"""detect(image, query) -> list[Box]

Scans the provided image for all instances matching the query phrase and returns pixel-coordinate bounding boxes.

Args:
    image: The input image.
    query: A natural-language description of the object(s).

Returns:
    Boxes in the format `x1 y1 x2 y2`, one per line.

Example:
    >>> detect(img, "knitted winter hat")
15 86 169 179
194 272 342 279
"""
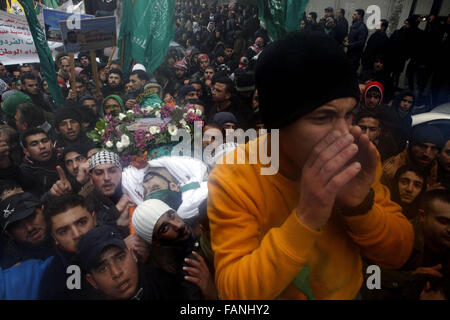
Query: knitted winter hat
89 150 122 171
255 31 359 129
54 107 82 127
1 91 32 117
410 125 444 149
132 199 173 244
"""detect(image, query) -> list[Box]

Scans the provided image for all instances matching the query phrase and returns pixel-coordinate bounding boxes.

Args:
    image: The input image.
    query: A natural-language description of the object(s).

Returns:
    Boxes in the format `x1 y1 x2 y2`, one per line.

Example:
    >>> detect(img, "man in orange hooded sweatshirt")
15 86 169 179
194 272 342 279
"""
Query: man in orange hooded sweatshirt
207 32 414 300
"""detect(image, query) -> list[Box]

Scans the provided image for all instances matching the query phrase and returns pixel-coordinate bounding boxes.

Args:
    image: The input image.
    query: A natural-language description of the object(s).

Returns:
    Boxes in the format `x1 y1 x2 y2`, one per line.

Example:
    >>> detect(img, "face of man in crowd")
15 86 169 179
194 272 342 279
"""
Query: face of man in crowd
24 133 53 162
0 64 7 77
20 66 32 75
175 68 186 79
153 210 191 245
60 58 71 78
225 48 233 58
438 140 450 172
216 55 224 64
129 74 145 92
357 117 381 144
199 58 209 71
86 246 139 300
307 14 313 23
300 20 306 30
255 37 264 48
73 81 86 99
64 151 87 178
353 11 361 22
184 90 199 101
23 78 40 95
82 99 98 114
397 171 424 204
374 60 384 72
422 199 450 251
103 98 122 115
108 73 122 88
50 206 96 252
58 119 81 142
337 9 343 18
79 56 89 67
212 82 230 102
399 95 414 112
279 97 356 175
14 111 27 134
410 143 439 168
13 70 21 79
6 206 47 246
204 68 214 80
365 89 381 109
90 164 122 197
191 83 202 97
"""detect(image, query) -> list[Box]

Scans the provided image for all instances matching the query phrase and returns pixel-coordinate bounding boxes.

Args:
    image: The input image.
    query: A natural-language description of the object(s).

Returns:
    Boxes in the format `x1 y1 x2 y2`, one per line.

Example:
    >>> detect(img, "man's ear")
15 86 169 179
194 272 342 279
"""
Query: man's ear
129 248 138 263
225 91 231 100
418 209 425 222
86 274 98 290
169 182 180 192
23 147 31 158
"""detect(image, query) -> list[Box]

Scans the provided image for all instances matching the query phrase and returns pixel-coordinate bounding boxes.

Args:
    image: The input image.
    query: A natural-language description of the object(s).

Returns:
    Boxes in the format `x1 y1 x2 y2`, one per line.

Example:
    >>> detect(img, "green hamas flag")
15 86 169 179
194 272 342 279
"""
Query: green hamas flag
43 0 59 9
119 0 175 75
257 0 309 41
20 0 64 107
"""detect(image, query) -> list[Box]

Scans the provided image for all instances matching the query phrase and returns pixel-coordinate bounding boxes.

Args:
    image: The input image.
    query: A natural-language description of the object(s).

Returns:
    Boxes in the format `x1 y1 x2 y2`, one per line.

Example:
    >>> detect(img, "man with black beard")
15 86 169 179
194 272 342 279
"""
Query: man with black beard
132 199 217 299
86 151 134 236
20 73 55 113
101 69 125 98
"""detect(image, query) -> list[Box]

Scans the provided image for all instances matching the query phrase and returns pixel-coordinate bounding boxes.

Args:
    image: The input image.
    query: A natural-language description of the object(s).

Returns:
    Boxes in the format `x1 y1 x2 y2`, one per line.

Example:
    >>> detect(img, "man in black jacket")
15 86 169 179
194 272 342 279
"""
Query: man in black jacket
19 128 59 198
345 9 368 71
362 19 389 74
20 73 55 114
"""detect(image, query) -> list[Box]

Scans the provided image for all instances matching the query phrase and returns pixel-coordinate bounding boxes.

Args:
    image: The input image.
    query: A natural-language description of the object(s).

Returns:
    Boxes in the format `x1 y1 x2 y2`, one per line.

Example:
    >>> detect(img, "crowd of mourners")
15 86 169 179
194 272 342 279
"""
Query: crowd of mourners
0 0 449 300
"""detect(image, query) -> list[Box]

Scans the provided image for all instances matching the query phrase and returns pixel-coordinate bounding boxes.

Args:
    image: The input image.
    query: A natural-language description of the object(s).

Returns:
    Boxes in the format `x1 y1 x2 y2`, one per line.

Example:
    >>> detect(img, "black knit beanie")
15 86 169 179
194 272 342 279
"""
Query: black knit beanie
410 125 444 149
54 107 82 127
255 31 360 129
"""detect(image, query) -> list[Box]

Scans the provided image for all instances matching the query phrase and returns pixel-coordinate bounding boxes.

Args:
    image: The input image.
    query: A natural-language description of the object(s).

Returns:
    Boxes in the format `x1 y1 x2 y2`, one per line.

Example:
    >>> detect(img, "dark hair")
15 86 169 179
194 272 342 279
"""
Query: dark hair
0 179 21 198
109 68 123 79
213 77 233 94
16 103 46 128
355 9 365 19
44 194 92 231
73 76 86 86
391 165 428 214
356 109 380 123
420 189 450 214
130 70 149 82
20 73 38 84
403 273 450 300
309 12 317 20
380 19 389 30
186 98 205 106
20 127 49 148
339 8 345 16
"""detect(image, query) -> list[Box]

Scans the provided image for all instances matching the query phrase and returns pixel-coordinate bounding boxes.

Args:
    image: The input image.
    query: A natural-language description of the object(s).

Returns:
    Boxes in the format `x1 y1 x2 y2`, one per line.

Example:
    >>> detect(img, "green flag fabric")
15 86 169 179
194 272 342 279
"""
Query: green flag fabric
20 0 64 107
43 0 59 9
257 0 309 41
119 0 175 75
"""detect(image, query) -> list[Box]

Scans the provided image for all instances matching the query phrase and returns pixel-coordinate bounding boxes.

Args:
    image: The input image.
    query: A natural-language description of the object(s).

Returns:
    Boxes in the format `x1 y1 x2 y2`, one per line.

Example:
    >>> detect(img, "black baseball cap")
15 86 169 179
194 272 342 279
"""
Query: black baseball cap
76 224 127 271
0 192 41 233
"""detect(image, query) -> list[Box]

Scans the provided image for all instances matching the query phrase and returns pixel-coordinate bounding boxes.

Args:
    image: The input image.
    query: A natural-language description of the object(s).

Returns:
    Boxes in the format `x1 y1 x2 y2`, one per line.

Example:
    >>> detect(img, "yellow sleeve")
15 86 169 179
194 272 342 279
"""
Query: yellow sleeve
343 160 415 269
208 166 321 300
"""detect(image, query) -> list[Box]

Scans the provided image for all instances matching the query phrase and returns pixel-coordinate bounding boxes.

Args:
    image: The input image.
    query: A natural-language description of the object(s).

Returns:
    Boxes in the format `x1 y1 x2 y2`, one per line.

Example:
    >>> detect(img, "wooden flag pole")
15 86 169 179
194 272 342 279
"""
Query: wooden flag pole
69 52 76 86
89 50 102 93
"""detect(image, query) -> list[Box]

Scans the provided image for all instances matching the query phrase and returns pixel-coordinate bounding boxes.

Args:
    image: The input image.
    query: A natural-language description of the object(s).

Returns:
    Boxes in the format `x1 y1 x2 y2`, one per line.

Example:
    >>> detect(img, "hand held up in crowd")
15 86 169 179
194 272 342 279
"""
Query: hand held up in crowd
50 165 72 197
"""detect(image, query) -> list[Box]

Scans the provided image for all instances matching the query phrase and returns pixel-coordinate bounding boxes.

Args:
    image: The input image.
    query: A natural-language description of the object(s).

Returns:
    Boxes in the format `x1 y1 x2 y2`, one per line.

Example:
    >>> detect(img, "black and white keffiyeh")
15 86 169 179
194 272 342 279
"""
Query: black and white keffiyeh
89 150 122 171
